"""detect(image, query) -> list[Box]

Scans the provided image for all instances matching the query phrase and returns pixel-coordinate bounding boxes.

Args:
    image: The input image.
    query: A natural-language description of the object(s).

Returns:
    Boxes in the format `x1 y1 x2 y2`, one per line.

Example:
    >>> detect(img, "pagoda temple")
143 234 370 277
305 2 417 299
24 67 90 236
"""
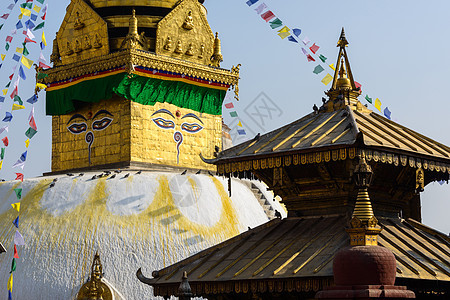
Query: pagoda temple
140 30 450 299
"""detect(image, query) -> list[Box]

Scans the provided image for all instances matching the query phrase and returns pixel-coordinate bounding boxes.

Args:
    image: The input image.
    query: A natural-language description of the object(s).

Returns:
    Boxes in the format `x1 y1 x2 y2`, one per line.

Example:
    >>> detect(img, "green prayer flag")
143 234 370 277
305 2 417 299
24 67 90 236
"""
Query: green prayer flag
230 111 238 118
36 0 45 3
270 18 283 29
25 127 37 139
37 72 48 80
10 258 16 273
14 188 22 200
5 43 9 51
21 3 32 8
313 65 325 74
5 82 10 88
33 22 45 31
14 96 23 105
23 45 29 56
365 95 372 104
319 55 327 63
0 24 3 31
1 148 4 160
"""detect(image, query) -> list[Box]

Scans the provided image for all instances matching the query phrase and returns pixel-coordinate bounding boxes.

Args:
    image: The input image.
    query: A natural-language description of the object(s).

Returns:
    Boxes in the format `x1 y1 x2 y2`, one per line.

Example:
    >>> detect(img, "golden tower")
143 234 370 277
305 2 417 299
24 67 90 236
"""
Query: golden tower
42 0 240 173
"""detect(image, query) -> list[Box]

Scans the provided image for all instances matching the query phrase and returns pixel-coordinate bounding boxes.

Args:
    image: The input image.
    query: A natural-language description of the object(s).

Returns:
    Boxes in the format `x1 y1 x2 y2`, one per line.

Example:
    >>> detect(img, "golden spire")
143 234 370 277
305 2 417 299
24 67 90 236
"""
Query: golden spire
129 9 139 37
346 153 381 246
120 9 146 50
210 32 223 67
76 252 113 300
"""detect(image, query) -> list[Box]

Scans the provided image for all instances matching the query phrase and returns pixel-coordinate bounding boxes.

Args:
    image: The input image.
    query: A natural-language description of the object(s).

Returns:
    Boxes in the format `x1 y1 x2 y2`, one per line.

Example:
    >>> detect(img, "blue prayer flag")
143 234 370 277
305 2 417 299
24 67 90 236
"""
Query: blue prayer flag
16 20 23 29
13 216 19 228
383 107 391 120
25 20 35 29
0 97 5 103
12 54 20 62
19 65 26 80
31 14 37 21
237 129 246 135
27 94 38 104
20 151 27 162
3 112 13 122
287 36 298 43
40 41 45 50
293 28 302 37
246 0 259 6
8 290 12 300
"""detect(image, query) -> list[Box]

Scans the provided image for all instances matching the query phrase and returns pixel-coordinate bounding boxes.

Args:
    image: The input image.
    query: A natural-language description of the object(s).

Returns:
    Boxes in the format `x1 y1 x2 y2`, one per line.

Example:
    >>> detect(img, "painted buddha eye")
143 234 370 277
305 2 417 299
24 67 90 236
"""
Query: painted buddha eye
67 123 87 134
92 117 113 131
181 122 203 133
152 117 175 130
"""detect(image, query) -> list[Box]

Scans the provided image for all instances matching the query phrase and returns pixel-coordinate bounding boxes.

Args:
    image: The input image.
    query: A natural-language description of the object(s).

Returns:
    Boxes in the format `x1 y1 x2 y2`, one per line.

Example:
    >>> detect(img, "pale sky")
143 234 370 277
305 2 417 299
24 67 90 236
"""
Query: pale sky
0 0 448 233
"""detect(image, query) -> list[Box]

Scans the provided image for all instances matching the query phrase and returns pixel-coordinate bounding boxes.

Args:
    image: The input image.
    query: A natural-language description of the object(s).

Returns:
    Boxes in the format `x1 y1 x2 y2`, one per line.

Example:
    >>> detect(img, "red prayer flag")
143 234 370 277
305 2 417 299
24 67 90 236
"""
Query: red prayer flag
6 36 13 43
2 137 9 147
26 0 33 2
25 37 36 44
9 74 14 81
39 61 50 69
14 245 19 258
224 103 234 109
15 173 24 182
306 55 315 62
10 86 18 100
41 13 46 20
29 116 37 131
261 11 275 22
1 14 9 20
355 81 362 92
309 43 320 54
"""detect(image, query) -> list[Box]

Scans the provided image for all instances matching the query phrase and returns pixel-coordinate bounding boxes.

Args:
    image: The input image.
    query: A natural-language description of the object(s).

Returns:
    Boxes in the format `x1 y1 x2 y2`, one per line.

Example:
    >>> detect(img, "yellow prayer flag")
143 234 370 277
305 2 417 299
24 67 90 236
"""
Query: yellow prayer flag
1 54 5 61
21 56 33 69
2 89 8 96
375 98 382 112
18 13 23 20
42 31 47 47
20 8 31 17
278 31 290 39
321 73 333 85
12 203 20 212
36 83 47 90
16 47 23 53
12 104 25 111
7 274 13 291
33 5 41 13
25 139 30 148
238 121 243 127
0 161 3 170
278 26 290 33
329 64 335 71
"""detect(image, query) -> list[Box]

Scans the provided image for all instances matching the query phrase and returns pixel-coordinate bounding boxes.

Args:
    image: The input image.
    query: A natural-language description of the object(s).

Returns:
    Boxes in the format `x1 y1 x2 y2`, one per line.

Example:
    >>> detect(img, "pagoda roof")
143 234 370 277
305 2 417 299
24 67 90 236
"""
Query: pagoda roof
141 215 450 297
213 106 450 167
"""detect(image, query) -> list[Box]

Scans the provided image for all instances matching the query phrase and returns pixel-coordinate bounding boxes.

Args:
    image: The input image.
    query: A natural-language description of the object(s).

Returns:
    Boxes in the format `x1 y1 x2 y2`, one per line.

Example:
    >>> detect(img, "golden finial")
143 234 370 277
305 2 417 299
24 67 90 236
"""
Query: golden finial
120 8 146 50
76 252 113 300
337 27 349 48
346 153 381 246
129 8 138 37
210 32 223 67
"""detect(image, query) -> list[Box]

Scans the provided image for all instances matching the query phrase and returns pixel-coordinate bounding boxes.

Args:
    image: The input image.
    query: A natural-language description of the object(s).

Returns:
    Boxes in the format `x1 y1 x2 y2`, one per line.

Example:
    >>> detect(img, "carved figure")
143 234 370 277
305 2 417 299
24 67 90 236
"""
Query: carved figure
84 35 92 50
65 41 74 55
75 39 82 53
198 44 205 58
175 41 183 54
93 34 102 48
163 36 173 51
74 11 84 30
186 43 194 56
182 11 194 30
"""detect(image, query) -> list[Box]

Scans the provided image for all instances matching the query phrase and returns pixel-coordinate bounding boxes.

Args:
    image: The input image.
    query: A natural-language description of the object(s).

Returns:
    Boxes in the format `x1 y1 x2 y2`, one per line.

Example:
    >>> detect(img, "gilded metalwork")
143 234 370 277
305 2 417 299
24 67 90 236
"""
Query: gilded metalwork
416 168 425 192
210 32 224 67
121 9 147 50
77 252 113 300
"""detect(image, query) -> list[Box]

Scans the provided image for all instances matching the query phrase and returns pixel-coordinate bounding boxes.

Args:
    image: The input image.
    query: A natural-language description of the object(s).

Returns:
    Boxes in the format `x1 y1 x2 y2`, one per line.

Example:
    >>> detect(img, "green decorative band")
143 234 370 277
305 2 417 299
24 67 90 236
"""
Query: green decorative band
46 72 227 116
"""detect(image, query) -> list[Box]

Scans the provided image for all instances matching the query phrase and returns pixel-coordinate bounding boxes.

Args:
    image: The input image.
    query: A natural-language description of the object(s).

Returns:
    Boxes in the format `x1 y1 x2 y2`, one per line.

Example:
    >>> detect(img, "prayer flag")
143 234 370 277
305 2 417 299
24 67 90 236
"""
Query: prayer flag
246 0 259 5
10 86 19 99
19 66 26 80
13 245 19 259
39 61 50 69
355 81 362 91
20 151 27 162
29 107 34 121
25 37 36 44
27 94 38 104
5 43 9 51
16 20 23 29
7 4 14 10
12 216 19 228
269 18 282 29
12 54 21 62
29 116 37 130
8 290 12 300
14 230 25 245
365 95 372 104
0 126 7 134
321 74 333 85
278 26 290 33
21 3 32 9
26 28 35 39
319 54 327 63
230 111 238 118
306 54 315 62
287 36 298 43
374 98 382 112
20 8 31 17
1 14 10 20
12 160 25 169
301 48 308 55
25 139 30 148
2 89 7 96
237 129 246 135
309 43 320 54
384 107 391 119
14 188 22 199
11 203 20 212
31 13 38 21
33 5 41 13
224 103 234 109
0 161 3 170
3 112 13 122
25 20 35 30
261 10 275 22
25 127 37 139
7 274 13 291
36 83 47 90
0 96 4 102
2 136 9 146
10 258 16 273
15 173 24 182
42 31 46 46
16 47 23 53
1 148 4 159
1 54 5 61
313 65 325 74
329 64 335 71
302 36 310 45
12 104 25 111
21 56 33 69
293 28 302 37
278 31 290 39
37 72 48 80
254 3 267 14
238 121 243 127
6 36 13 43
37 0 45 3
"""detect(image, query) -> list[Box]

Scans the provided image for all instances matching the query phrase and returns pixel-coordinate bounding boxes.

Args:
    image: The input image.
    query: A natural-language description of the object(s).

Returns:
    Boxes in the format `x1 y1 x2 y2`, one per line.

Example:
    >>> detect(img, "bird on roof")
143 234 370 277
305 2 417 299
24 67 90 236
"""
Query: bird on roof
103 171 111 175
181 170 187 175
123 173 130 178
114 170 122 173
67 173 74 176
78 173 84 177
254 133 260 141
91 175 97 180
109 174 116 179
275 210 282 219
313 104 319 113
49 182 55 188
52 178 58 182
196 170 201 174
136 171 142 175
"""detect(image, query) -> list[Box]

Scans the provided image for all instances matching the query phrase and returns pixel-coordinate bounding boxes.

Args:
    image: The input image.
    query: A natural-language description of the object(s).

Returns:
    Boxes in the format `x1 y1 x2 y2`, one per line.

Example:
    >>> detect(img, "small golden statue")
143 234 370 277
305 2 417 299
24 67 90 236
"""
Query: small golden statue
186 43 194 56
93 33 102 48
198 44 205 58
163 36 172 51
75 39 82 53
84 35 92 50
65 41 74 55
175 40 183 54
74 11 85 30
182 11 194 30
